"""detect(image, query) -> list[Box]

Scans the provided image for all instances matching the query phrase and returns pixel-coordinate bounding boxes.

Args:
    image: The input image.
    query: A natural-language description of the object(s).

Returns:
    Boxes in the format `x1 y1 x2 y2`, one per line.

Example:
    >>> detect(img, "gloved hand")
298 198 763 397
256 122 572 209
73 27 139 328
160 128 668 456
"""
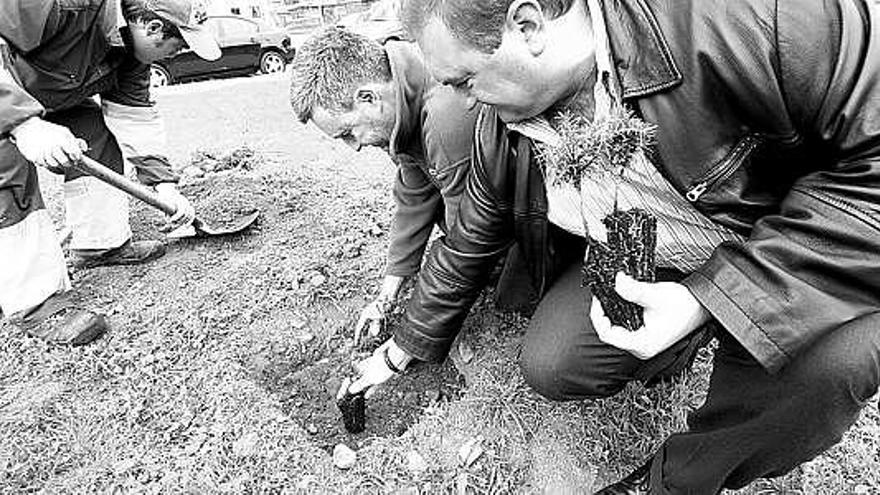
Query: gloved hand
155 183 196 232
346 338 413 397
11 117 88 172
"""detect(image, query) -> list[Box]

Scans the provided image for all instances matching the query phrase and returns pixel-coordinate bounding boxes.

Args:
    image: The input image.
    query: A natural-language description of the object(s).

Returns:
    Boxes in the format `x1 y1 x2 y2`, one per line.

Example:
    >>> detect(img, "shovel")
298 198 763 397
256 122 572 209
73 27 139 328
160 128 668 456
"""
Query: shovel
76 156 259 238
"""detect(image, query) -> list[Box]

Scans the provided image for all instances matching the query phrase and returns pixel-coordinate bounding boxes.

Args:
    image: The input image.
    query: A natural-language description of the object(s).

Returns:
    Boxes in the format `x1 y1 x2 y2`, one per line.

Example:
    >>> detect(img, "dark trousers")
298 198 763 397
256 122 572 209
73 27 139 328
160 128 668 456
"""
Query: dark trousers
0 99 123 229
520 261 880 493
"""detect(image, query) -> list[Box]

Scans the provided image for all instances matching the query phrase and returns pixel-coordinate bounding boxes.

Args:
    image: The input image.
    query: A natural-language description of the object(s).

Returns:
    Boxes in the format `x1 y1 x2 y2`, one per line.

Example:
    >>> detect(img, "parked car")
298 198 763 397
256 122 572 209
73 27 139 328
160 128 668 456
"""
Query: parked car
150 15 294 87
335 0 408 44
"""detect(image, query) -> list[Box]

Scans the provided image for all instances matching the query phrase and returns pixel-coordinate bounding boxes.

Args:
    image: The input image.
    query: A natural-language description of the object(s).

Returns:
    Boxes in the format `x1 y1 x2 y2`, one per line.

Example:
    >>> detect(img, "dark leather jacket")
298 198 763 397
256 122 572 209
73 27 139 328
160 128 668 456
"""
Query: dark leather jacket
395 0 880 373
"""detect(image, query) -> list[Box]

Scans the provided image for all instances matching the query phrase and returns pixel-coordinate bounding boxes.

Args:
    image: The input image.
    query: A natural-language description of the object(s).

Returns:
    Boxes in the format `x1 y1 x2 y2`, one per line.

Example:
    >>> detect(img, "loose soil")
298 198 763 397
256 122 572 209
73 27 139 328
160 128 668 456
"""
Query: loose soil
259 353 464 450
1 73 874 494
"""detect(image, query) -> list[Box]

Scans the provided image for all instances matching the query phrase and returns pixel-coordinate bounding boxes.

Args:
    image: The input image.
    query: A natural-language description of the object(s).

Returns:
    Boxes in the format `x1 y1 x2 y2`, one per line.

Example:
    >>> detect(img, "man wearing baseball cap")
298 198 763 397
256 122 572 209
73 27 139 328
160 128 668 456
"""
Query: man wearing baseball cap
0 0 220 345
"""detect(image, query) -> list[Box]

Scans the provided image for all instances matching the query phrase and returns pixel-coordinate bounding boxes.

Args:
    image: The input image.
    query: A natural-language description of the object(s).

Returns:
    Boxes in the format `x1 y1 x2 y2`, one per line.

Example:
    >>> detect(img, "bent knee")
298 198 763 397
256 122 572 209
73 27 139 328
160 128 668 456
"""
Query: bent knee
519 342 629 401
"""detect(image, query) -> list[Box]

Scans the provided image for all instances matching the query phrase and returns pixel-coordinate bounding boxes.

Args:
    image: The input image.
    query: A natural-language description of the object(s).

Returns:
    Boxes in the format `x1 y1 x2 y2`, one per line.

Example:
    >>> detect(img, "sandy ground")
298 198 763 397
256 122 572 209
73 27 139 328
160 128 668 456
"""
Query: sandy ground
1 71 877 494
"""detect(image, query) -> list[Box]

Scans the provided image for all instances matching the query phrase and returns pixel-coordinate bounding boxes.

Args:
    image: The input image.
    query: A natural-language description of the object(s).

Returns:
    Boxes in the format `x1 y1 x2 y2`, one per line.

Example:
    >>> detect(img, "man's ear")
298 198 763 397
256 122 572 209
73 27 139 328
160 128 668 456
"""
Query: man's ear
506 0 547 56
355 88 379 105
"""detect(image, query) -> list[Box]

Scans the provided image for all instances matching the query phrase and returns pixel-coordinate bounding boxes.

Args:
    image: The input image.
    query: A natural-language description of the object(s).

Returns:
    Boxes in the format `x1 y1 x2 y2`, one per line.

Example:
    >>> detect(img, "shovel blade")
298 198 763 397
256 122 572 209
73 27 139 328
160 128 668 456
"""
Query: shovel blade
191 210 260 237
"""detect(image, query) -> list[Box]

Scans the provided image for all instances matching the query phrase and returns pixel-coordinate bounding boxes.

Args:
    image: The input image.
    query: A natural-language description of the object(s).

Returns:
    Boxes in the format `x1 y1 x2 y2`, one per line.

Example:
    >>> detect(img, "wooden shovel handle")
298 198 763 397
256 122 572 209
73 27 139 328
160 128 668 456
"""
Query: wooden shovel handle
76 156 178 216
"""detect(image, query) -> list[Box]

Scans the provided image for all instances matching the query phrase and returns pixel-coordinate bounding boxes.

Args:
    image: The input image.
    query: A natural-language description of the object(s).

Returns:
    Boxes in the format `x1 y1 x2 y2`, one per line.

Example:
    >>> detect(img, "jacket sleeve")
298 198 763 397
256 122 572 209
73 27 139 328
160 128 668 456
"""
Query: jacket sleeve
386 155 443 277
683 0 880 373
0 2 50 136
394 108 515 362
0 40 43 136
101 59 179 185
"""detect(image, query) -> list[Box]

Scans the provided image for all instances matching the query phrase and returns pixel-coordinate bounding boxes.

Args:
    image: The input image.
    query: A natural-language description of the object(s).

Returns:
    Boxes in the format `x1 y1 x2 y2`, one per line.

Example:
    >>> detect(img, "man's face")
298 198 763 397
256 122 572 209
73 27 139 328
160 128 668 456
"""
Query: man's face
419 16 558 123
310 88 397 152
129 19 187 64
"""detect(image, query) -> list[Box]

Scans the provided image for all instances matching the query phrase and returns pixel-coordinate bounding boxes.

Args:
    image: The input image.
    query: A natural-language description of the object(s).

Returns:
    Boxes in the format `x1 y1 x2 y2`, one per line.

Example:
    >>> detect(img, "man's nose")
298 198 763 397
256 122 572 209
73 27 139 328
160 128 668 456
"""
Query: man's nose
342 136 361 152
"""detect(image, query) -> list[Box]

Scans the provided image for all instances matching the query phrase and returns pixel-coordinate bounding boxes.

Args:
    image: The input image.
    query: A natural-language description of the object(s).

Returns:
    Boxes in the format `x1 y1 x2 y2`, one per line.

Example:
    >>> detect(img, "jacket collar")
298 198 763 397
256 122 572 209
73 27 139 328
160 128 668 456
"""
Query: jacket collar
384 41 429 159
599 0 682 98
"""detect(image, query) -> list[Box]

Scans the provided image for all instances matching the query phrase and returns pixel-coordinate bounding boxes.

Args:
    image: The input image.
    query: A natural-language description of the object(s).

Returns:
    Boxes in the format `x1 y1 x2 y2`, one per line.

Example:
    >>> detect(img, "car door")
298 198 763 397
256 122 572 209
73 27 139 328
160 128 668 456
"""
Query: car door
214 17 262 72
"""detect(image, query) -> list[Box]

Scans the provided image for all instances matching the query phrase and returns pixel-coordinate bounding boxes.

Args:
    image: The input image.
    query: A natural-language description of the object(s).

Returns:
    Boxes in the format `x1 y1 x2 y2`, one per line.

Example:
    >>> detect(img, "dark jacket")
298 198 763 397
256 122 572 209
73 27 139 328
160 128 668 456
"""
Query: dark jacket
384 41 478 277
0 0 178 185
395 0 880 373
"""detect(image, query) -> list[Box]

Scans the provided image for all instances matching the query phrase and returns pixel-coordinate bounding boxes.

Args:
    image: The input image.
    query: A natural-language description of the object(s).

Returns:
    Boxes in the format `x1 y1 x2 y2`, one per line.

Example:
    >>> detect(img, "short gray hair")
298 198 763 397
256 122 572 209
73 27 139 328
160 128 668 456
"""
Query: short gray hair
289 27 392 122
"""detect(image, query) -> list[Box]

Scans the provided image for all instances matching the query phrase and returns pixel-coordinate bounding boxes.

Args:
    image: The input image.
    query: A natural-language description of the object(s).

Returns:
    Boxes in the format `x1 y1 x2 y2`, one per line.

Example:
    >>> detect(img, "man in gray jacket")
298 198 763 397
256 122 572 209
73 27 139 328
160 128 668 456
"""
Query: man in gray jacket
290 27 479 342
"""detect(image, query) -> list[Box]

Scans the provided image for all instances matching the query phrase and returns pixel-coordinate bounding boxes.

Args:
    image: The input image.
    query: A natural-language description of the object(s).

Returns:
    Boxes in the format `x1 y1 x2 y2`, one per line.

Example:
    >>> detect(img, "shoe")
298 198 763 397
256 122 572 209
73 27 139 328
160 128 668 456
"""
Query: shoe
594 459 652 494
70 239 165 269
12 293 107 345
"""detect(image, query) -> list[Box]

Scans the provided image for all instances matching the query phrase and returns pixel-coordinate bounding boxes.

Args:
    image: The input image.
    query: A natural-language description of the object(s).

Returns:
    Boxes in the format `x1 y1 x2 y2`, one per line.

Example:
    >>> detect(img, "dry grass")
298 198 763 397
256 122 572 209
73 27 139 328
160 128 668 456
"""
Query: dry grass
1 75 877 494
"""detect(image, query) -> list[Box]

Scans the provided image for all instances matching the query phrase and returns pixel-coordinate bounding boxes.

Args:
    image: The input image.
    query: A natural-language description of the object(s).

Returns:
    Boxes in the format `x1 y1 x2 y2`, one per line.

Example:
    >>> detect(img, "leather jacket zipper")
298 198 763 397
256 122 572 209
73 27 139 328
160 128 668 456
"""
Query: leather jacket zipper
686 134 762 202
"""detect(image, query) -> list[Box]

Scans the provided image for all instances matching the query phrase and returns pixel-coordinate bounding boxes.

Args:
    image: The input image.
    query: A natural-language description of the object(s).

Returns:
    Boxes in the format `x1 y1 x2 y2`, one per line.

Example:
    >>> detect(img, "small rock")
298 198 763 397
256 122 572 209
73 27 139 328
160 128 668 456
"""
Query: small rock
456 472 469 495
332 444 357 469
309 273 327 286
290 315 308 330
458 341 475 364
854 485 871 494
369 223 383 237
306 424 318 434
393 485 420 495
294 331 315 343
113 458 138 473
182 166 205 179
424 389 441 404
406 451 428 474
232 432 259 457
458 436 485 467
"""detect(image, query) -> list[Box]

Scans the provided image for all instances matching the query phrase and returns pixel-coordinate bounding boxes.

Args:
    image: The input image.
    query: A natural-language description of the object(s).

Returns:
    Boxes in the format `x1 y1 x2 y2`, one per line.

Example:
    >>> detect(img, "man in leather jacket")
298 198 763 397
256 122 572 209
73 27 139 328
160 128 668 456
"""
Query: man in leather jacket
348 0 880 493
290 27 478 343
0 0 219 345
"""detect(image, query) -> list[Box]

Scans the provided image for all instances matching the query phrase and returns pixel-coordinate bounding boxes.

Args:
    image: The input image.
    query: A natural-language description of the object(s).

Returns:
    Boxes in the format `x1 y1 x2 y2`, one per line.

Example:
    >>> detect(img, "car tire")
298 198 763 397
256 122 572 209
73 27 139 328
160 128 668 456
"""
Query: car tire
150 64 172 88
259 50 286 74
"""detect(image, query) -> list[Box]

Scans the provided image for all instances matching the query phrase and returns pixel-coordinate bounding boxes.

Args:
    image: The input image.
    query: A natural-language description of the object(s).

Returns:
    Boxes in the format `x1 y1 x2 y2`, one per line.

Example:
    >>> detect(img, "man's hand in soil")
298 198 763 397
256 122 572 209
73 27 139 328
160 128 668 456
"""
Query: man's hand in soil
591 273 711 360
11 117 88 172
354 275 404 345
155 183 196 232
348 338 413 396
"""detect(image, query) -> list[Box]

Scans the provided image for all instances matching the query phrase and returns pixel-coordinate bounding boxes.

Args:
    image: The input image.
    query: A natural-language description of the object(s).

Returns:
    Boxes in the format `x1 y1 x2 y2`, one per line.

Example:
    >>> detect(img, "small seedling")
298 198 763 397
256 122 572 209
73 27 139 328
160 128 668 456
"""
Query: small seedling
583 208 657 331
336 378 366 433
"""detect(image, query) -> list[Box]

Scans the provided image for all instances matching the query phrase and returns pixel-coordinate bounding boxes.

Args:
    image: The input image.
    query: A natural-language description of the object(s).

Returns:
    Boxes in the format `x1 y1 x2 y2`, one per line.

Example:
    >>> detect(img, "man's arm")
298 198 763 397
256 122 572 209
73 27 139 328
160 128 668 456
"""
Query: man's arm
385 155 444 277
682 0 880 373
100 59 193 228
100 59 180 186
394 107 516 362
1 25 87 170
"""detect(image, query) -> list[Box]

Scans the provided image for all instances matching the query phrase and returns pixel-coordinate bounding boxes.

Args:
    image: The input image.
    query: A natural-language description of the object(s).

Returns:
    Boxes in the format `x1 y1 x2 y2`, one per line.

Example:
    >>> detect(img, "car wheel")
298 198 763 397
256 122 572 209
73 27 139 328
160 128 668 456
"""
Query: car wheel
150 64 172 88
260 51 286 74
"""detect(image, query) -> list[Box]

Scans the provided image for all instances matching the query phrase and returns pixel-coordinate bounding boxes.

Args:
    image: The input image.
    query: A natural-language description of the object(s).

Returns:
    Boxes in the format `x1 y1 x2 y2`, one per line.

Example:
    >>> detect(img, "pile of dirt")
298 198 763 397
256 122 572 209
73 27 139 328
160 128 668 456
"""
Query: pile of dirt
180 177 262 231
191 146 264 173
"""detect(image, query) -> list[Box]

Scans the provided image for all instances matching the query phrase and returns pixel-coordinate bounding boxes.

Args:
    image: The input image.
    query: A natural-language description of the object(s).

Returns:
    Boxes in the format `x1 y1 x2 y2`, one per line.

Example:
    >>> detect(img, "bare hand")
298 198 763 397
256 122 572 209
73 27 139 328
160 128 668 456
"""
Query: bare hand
354 296 390 345
590 273 710 360
155 183 196 231
11 117 87 171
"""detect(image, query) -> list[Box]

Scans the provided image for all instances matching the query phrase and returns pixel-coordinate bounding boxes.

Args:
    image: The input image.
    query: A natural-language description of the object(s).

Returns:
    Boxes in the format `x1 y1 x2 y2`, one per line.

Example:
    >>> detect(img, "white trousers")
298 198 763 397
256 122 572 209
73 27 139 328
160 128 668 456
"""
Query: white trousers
0 175 131 317
0 210 71 317
64 175 132 250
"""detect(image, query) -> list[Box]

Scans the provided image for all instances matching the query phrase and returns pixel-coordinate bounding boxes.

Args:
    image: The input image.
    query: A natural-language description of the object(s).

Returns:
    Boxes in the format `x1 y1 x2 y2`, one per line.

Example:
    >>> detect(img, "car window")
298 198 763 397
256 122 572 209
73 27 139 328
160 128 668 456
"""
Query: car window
220 17 259 37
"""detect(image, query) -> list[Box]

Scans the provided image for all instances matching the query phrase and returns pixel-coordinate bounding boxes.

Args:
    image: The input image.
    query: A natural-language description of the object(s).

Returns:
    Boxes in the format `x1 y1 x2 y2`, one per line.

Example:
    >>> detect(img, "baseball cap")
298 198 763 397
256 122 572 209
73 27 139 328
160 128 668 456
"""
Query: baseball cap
135 0 221 61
